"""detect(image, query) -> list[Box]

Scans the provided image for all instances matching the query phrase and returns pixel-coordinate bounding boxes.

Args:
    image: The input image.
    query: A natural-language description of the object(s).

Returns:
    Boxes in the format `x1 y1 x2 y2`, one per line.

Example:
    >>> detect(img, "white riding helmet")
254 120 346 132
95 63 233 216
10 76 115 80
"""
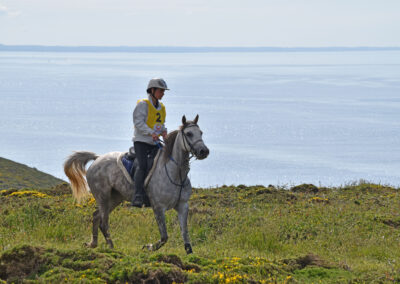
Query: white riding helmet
147 78 169 93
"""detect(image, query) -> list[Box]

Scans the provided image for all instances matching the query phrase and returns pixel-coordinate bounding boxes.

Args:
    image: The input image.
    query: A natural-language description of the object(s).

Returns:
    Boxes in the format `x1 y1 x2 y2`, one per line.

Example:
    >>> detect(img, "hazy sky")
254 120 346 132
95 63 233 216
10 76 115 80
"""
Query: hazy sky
0 0 399 46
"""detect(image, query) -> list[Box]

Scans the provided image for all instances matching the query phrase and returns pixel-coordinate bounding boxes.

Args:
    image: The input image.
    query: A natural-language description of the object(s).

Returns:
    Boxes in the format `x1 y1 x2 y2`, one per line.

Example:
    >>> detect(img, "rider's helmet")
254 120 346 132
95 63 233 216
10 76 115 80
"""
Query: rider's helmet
147 78 169 94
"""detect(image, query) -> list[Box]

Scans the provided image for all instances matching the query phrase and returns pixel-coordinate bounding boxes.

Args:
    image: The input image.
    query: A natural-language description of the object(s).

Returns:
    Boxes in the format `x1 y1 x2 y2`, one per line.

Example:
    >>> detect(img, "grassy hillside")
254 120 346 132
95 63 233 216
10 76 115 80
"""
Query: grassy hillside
0 181 399 283
0 157 65 189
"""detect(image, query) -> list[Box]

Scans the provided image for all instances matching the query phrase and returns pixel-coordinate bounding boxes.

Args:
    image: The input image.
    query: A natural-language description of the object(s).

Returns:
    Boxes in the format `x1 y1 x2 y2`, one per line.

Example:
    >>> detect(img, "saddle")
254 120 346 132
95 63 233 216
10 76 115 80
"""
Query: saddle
121 146 159 207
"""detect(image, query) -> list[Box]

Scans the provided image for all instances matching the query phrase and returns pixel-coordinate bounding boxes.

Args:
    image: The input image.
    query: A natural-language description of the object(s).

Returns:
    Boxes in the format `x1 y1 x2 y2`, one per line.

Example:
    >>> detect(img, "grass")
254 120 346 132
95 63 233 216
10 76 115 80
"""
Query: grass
0 181 400 283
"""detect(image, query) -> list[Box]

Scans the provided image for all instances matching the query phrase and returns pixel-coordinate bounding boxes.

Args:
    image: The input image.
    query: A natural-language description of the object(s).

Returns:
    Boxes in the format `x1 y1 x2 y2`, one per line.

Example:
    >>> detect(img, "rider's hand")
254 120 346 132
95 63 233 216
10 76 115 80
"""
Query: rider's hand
161 131 167 140
151 133 158 141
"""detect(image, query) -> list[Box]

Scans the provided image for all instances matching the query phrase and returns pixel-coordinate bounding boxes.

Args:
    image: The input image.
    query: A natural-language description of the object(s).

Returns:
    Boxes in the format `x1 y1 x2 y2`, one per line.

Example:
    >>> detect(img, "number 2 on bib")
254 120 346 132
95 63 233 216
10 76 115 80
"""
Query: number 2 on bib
156 112 162 122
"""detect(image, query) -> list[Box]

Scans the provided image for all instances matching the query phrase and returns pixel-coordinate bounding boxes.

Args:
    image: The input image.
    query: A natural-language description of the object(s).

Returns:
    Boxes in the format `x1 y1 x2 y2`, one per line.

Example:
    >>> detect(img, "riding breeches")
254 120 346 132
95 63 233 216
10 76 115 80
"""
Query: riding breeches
133 141 157 194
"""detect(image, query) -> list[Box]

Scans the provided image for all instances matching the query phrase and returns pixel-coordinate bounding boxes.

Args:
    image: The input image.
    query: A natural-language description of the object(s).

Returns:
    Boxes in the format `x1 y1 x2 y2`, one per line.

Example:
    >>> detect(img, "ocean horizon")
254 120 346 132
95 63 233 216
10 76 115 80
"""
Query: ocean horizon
1 44 400 53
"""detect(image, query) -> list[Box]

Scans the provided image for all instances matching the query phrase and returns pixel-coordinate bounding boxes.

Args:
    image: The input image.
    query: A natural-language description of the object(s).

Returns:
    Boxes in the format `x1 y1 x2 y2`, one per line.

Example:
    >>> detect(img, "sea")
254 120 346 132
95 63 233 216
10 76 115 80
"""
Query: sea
1 50 400 187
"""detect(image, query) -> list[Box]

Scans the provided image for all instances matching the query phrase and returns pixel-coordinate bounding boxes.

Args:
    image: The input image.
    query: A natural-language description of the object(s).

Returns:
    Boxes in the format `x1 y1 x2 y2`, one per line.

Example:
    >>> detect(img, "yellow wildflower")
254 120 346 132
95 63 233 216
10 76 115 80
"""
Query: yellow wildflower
309 196 329 203
9 190 50 198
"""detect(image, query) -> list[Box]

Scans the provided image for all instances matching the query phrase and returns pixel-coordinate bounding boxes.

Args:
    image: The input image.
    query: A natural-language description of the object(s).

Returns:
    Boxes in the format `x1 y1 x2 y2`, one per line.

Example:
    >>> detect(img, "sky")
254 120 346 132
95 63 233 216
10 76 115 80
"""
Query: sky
0 0 399 47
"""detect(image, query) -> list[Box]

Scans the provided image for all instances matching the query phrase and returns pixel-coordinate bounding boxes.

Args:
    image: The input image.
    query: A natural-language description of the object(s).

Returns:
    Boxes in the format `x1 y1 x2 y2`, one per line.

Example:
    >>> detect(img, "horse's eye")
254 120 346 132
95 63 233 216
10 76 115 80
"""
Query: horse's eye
186 132 193 137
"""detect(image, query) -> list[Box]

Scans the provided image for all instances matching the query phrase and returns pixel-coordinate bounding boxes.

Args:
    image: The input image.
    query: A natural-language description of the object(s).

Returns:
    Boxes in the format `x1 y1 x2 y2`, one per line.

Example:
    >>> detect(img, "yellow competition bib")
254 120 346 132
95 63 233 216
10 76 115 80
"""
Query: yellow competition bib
137 99 166 136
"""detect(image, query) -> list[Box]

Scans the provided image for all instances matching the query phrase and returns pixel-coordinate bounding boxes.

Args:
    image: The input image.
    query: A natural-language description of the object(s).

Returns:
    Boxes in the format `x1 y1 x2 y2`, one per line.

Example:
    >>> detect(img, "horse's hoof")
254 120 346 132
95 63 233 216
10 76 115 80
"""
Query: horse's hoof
84 242 97 248
184 243 193 254
142 244 154 251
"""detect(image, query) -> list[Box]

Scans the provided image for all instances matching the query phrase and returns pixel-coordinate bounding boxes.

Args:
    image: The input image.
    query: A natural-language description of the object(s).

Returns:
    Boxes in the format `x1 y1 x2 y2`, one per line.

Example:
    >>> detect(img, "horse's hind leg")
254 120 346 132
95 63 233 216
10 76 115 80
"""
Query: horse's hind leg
85 208 100 248
143 207 168 251
98 191 124 249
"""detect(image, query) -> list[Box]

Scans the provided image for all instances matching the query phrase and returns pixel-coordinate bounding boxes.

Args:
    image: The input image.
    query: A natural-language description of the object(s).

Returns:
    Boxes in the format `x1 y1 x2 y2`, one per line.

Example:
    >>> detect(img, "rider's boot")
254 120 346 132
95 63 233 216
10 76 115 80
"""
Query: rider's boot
132 168 145 208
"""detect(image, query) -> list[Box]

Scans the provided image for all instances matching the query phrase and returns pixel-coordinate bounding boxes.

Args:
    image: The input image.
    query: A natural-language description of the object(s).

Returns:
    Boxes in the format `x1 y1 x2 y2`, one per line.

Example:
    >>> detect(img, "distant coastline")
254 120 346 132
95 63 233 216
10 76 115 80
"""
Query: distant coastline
1 44 400 53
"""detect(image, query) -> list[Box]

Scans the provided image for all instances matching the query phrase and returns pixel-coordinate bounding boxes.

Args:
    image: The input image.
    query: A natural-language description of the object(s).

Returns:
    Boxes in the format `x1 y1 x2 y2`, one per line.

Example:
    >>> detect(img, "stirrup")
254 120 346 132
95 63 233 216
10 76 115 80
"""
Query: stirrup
131 195 144 208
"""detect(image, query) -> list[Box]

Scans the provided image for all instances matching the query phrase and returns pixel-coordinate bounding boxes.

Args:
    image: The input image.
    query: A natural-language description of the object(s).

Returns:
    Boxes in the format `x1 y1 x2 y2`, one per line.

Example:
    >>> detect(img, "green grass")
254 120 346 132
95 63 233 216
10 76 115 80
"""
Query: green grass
1 182 400 283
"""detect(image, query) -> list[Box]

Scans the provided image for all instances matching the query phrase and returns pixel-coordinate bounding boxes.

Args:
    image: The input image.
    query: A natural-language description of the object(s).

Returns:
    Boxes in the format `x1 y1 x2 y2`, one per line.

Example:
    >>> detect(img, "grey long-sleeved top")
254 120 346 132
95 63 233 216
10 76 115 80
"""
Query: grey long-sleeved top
132 95 167 145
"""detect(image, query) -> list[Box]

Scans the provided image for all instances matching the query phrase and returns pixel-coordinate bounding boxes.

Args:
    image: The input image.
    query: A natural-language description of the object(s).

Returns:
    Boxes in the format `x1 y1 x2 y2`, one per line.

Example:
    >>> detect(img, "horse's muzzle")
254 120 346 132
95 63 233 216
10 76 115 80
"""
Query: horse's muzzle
196 146 209 160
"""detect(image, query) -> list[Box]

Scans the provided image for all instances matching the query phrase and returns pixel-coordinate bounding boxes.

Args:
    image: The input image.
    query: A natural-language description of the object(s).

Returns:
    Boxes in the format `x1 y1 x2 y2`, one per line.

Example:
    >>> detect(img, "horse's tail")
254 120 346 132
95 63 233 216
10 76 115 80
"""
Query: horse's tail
64 151 99 203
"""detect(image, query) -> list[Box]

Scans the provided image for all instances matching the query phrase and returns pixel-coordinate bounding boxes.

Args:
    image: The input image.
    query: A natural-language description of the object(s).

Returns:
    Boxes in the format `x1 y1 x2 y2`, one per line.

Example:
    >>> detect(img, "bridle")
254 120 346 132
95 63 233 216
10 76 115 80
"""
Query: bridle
181 123 204 158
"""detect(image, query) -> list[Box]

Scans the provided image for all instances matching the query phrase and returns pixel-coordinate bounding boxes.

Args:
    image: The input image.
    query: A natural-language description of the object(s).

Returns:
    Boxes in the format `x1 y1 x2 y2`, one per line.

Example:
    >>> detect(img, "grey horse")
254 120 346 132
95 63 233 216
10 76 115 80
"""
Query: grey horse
64 115 209 254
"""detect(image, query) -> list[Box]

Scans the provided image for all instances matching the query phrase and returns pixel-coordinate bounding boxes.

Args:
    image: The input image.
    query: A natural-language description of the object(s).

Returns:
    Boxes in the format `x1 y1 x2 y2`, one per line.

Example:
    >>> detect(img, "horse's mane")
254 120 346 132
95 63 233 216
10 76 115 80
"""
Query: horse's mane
162 129 179 163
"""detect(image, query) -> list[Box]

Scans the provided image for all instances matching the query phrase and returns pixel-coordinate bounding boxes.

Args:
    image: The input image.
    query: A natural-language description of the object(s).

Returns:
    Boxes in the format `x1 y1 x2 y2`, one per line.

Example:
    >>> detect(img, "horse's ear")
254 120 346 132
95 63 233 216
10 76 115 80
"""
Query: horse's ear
194 114 199 124
182 115 187 125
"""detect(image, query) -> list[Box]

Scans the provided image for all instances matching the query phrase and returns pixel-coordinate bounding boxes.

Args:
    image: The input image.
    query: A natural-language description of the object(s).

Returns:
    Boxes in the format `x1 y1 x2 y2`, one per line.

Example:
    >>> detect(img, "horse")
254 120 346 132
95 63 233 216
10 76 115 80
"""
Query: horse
63 115 209 254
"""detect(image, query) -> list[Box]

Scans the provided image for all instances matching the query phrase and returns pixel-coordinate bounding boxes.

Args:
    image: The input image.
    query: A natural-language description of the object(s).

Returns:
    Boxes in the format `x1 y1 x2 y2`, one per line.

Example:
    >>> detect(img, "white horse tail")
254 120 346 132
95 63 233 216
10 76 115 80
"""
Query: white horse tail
64 151 99 203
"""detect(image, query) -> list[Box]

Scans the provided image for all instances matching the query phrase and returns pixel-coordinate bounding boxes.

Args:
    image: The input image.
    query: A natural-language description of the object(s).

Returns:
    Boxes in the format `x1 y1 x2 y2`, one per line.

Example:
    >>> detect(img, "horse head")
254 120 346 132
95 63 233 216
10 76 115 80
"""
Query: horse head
180 115 209 160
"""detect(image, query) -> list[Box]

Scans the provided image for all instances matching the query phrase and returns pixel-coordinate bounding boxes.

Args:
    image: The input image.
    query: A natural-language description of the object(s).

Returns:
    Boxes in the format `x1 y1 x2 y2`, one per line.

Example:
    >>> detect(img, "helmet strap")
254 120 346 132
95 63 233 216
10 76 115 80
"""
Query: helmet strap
150 88 159 108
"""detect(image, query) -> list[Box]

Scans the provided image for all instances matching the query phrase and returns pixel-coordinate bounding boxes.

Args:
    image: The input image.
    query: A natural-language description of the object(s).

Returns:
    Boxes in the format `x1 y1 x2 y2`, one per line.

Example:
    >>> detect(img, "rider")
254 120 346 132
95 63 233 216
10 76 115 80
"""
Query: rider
131 78 169 207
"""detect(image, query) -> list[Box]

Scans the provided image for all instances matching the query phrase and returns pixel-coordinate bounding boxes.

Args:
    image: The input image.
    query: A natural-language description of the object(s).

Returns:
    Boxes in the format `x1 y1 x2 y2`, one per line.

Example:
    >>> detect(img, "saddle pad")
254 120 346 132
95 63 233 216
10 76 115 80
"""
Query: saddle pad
117 152 134 184
122 155 134 176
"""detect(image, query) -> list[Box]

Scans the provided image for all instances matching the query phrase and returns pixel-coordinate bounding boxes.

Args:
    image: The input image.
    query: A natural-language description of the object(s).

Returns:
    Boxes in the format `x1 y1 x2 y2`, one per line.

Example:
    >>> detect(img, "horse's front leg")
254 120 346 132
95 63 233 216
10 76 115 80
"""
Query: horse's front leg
176 201 192 254
143 206 168 251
